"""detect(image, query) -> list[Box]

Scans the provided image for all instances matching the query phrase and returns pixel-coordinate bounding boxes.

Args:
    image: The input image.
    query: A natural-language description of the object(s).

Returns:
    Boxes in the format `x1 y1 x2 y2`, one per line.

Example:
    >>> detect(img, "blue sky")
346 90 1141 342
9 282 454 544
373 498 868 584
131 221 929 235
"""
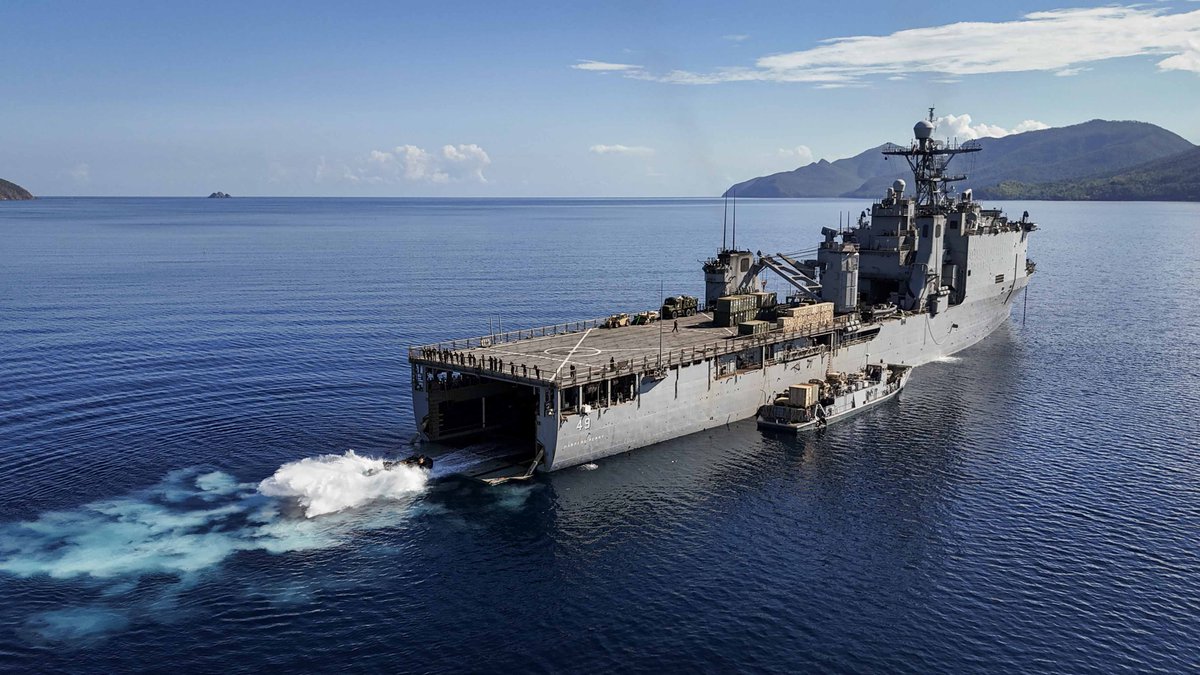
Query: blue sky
2 0 1198 196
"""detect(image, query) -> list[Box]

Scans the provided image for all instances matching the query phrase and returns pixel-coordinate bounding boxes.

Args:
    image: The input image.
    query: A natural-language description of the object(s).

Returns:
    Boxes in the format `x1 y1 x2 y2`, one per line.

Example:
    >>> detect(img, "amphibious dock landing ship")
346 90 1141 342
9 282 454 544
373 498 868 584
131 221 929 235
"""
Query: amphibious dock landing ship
408 113 1037 473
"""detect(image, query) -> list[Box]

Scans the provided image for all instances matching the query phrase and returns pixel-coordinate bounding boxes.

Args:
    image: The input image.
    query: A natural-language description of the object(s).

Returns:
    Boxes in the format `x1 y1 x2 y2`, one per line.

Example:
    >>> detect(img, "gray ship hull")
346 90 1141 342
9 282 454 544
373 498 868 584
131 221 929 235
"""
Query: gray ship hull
541 277 1025 470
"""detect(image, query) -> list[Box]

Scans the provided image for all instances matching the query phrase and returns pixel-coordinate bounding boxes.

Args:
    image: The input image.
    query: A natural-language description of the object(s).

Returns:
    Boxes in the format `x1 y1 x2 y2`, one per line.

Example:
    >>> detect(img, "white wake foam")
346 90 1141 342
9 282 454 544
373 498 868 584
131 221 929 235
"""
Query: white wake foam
0 451 536 646
0 452 429 584
258 450 429 518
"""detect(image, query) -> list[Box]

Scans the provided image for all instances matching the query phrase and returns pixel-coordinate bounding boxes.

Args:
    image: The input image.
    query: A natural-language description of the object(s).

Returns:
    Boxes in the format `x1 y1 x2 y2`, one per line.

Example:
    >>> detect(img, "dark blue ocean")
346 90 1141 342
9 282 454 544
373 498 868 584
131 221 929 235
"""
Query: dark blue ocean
1 197 1197 673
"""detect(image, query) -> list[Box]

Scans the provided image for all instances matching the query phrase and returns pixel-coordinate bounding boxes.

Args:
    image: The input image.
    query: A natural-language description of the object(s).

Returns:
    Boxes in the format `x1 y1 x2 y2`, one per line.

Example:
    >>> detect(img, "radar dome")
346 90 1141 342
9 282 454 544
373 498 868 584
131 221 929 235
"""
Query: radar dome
914 119 934 140
893 179 906 195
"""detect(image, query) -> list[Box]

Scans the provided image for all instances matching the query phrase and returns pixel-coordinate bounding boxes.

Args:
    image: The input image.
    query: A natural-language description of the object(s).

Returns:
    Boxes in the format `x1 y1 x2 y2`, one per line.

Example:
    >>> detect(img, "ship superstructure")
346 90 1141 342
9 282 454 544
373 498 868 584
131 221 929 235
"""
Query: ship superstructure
408 113 1037 474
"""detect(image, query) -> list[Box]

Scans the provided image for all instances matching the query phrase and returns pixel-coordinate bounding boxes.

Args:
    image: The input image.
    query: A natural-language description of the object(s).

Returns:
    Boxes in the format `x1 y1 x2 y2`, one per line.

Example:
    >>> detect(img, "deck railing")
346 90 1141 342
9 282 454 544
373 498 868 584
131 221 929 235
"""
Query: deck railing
407 302 730 357
409 314 853 387
410 316 609 355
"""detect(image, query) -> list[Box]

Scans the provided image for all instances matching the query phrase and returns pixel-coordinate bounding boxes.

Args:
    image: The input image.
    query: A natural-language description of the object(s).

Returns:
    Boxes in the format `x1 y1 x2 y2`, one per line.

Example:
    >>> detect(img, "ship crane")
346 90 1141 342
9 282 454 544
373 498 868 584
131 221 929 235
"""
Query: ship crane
739 251 822 301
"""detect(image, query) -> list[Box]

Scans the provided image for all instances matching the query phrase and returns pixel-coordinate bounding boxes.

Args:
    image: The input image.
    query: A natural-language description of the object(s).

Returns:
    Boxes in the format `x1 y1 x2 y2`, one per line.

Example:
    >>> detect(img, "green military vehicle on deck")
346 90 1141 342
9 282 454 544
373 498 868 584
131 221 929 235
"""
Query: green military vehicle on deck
661 295 698 319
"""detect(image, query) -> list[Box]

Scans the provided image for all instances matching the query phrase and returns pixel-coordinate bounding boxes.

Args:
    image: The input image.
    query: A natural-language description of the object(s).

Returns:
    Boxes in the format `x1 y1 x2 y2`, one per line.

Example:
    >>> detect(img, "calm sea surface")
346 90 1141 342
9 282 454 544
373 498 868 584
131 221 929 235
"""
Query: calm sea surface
1 197 1198 673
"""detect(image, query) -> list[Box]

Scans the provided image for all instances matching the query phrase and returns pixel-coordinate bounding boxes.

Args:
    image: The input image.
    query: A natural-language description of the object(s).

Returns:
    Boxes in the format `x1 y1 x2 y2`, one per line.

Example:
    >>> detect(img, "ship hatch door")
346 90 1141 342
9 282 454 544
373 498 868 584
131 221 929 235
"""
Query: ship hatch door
424 378 543 479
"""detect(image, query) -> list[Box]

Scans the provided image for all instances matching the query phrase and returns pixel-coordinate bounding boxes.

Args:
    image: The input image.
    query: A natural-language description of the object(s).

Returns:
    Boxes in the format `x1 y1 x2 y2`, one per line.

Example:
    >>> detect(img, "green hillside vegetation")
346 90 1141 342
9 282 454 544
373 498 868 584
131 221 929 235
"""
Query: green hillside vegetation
957 120 1194 187
980 147 1200 201
726 120 1196 201
0 178 34 200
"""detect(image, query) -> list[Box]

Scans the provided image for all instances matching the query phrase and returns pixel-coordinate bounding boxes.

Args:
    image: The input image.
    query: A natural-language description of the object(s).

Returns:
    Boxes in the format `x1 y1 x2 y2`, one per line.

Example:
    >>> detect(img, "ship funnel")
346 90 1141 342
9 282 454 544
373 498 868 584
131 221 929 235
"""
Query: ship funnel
893 179 906 196
914 119 934 140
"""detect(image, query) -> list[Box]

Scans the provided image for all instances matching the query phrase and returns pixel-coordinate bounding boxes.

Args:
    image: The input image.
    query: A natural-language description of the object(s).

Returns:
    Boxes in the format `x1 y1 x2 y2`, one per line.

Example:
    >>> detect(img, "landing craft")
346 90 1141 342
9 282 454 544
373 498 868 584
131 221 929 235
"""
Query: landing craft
757 364 912 432
363 454 433 476
384 455 433 471
408 111 1037 473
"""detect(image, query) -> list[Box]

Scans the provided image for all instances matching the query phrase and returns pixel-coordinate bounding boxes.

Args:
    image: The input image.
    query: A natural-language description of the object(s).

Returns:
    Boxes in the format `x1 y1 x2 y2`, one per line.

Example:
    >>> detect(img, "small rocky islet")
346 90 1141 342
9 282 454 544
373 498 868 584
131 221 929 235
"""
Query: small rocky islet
0 178 34 200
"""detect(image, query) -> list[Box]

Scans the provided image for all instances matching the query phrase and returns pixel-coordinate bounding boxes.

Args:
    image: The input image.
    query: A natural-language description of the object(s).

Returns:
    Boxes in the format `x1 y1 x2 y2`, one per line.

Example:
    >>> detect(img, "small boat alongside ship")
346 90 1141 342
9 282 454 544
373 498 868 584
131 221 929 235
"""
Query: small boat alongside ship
757 364 911 432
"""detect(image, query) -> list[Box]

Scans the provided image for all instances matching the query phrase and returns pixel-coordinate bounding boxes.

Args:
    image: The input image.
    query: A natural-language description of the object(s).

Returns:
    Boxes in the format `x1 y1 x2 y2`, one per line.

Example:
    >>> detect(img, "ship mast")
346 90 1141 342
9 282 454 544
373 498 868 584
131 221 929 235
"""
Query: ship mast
881 108 980 211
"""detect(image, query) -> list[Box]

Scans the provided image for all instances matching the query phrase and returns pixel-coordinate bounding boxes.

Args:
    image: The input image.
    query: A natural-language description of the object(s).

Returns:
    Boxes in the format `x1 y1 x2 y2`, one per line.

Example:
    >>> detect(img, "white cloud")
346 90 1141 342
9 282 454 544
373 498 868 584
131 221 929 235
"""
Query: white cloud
364 143 491 184
766 145 815 172
68 162 90 184
589 144 655 156
577 6 1200 85
571 60 642 72
935 113 1050 140
267 161 289 184
777 145 814 164
723 34 750 42
1012 120 1052 134
1159 44 1200 73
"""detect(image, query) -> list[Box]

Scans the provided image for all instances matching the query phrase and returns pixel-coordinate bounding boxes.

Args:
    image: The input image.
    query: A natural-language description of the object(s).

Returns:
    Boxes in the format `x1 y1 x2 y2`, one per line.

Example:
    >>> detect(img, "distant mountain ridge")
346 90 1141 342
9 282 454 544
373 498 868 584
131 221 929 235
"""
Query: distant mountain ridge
725 120 1196 201
983 146 1200 201
0 178 34 200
